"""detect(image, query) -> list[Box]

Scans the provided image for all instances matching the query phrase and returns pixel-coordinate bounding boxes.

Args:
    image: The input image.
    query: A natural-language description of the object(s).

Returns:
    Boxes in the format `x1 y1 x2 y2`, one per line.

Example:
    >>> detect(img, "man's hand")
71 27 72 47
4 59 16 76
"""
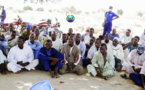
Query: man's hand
132 66 135 71
22 62 30 66
50 58 59 62
17 61 23 65
115 58 121 63
86 44 91 49
67 64 73 73
17 61 24 66
129 41 134 45
135 68 141 73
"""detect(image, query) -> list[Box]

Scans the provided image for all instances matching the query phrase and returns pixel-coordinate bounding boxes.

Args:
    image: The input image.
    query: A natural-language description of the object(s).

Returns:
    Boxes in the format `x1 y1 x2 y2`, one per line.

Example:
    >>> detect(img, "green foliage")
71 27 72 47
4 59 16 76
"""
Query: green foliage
48 10 52 12
76 10 82 14
117 9 123 15
8 7 13 10
23 6 33 11
36 8 44 11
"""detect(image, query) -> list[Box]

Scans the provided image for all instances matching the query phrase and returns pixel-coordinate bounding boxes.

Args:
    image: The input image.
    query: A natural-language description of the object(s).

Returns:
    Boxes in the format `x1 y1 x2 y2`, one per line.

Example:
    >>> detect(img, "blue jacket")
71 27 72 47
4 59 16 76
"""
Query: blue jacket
38 47 64 61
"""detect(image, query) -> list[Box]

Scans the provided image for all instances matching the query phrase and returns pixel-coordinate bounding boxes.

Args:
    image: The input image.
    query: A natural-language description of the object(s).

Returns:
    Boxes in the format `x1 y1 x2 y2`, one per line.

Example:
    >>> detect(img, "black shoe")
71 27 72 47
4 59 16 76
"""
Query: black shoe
120 74 130 79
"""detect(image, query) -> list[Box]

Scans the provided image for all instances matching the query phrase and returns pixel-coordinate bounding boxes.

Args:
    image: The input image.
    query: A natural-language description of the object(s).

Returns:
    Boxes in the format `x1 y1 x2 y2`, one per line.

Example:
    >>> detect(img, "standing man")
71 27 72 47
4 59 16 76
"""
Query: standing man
103 6 119 38
0 6 6 24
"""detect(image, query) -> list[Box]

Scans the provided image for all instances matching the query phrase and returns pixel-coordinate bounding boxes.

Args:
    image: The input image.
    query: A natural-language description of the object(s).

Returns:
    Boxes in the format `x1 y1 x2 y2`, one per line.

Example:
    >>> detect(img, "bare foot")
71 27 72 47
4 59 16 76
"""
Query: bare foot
50 72 55 78
54 73 59 78
103 76 108 80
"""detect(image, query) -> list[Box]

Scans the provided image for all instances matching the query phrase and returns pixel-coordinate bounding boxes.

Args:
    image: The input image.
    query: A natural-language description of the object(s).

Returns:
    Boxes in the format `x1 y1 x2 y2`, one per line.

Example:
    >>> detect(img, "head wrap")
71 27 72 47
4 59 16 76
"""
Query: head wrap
137 44 145 54
27 25 32 29
113 37 120 42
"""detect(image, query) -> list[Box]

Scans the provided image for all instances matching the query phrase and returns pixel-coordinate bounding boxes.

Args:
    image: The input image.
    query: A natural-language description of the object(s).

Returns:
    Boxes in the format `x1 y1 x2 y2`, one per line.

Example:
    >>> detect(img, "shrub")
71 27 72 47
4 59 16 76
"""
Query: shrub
36 8 44 11
23 6 33 11
117 9 123 15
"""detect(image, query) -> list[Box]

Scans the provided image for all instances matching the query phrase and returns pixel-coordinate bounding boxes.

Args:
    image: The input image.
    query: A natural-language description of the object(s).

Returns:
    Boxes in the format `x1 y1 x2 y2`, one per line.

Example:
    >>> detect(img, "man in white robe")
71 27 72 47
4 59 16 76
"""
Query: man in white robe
101 34 112 48
7 36 38 73
84 28 95 45
121 29 132 45
121 44 145 78
7 31 18 48
85 38 101 66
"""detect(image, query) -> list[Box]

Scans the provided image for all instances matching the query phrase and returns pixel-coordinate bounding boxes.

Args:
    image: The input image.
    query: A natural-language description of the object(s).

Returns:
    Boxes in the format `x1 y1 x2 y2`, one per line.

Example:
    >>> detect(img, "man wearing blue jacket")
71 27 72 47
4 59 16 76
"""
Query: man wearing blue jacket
37 40 64 78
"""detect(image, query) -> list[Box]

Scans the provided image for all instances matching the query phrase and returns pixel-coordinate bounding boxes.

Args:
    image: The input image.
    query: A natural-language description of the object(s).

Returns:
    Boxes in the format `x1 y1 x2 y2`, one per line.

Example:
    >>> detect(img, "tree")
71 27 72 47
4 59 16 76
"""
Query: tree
117 9 123 15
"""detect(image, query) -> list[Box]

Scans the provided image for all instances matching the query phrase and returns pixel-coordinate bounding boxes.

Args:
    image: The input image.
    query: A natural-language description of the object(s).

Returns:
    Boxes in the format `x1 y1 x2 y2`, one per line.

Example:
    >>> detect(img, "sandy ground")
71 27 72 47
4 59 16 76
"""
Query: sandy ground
0 69 142 90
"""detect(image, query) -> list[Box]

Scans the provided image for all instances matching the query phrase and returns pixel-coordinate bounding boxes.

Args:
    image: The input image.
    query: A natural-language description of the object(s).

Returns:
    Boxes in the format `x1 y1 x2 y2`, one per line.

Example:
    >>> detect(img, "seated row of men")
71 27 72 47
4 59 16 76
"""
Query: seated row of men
0 25 145 88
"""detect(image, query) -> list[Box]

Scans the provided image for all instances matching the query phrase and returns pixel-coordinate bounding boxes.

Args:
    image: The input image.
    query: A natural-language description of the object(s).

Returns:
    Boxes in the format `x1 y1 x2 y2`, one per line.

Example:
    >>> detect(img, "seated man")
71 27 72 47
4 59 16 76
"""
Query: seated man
121 44 145 78
0 34 10 56
37 40 64 78
5 23 20 37
109 29 120 41
67 28 74 39
59 35 84 75
81 27 89 42
83 38 101 67
87 43 116 80
130 61 145 89
0 50 7 74
101 34 112 48
43 31 62 52
62 33 68 45
21 25 31 41
123 36 140 52
108 37 124 71
85 36 95 58
84 28 95 45
35 29 43 45
7 36 38 73
121 29 132 45
25 33 43 59
7 31 18 48
74 33 86 59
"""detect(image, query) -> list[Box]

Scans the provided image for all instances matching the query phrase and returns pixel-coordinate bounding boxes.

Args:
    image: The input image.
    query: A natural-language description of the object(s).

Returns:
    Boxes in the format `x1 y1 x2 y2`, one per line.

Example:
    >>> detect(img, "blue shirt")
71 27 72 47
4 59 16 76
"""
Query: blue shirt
109 33 120 41
105 11 117 22
128 45 137 52
1 10 6 20
25 40 43 51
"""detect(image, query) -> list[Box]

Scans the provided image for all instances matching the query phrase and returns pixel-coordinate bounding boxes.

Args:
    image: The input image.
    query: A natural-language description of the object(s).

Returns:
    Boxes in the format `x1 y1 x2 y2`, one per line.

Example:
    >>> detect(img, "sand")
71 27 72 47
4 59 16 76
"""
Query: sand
0 69 142 90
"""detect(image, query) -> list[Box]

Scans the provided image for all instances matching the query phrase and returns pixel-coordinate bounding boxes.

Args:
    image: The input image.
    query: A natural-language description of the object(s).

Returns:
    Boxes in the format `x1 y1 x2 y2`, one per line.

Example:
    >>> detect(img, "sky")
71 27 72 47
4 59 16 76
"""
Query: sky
0 0 145 14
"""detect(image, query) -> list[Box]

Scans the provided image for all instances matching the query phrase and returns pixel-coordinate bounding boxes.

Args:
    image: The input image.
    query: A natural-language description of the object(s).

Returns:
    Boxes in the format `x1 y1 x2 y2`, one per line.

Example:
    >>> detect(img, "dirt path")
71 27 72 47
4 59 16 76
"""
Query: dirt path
0 70 142 90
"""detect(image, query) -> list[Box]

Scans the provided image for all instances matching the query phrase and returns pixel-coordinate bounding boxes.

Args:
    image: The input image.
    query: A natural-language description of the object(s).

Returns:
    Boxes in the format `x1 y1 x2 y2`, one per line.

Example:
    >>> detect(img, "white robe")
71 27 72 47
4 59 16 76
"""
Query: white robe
84 35 95 45
122 49 145 73
87 45 99 59
101 40 112 48
7 44 38 73
52 39 63 52
7 36 18 48
108 44 124 60
140 61 145 75
121 35 132 44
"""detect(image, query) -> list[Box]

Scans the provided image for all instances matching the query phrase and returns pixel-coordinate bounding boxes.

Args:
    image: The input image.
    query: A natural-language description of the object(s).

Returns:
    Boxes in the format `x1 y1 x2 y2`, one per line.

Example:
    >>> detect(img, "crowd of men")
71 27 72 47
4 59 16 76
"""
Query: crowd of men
0 24 145 87
0 6 145 89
